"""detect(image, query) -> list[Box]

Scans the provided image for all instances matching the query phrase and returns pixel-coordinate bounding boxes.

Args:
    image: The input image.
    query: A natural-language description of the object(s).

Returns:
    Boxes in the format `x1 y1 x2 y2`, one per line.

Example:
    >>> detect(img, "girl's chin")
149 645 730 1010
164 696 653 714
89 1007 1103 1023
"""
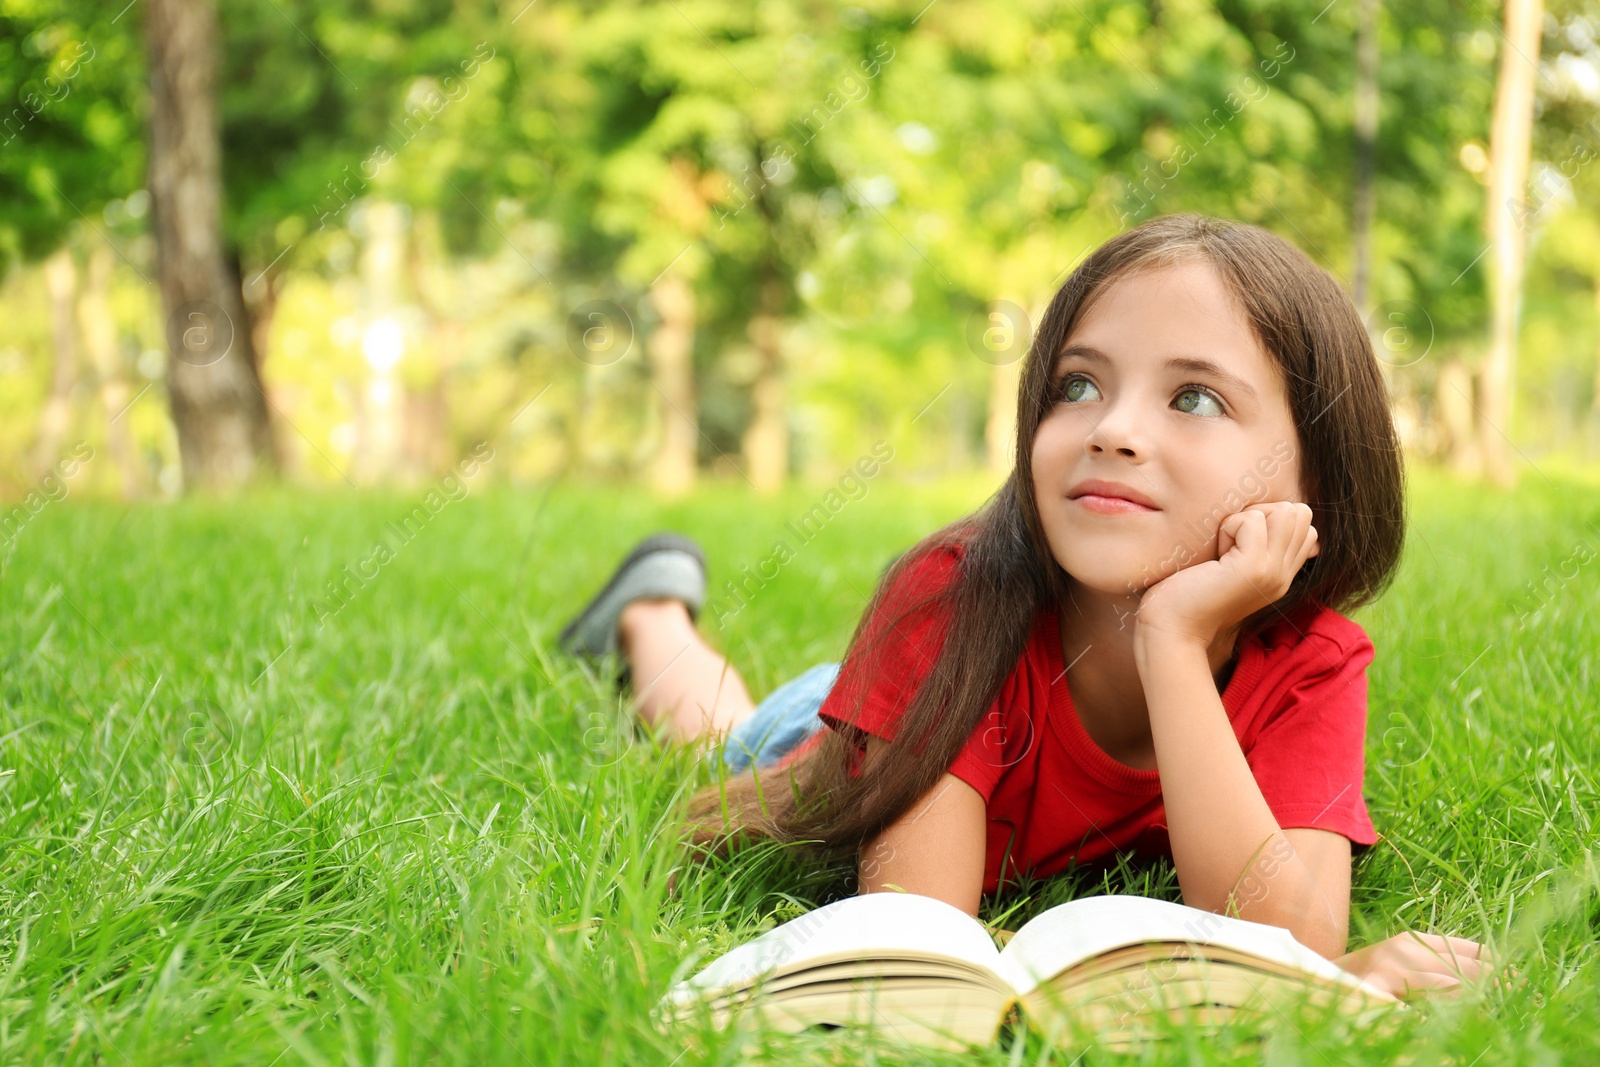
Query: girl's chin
1062 556 1213 597
1063 569 1156 598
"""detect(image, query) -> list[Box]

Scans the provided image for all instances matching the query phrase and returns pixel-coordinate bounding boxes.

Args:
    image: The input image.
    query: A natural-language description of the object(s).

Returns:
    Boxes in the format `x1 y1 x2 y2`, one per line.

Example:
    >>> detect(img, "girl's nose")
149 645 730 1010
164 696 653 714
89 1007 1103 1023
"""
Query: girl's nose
1082 404 1145 458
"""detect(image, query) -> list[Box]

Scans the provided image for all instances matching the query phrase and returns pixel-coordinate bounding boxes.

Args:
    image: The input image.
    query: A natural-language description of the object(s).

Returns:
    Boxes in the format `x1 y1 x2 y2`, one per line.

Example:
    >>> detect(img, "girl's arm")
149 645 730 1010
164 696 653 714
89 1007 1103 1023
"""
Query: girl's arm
856 737 987 917
1133 502 1346 957
1135 631 1349 958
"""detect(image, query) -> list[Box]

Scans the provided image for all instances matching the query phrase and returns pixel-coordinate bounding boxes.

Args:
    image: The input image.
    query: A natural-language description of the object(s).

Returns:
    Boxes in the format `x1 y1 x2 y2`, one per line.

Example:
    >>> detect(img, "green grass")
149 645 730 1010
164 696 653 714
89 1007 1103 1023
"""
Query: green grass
1 465 1597 1065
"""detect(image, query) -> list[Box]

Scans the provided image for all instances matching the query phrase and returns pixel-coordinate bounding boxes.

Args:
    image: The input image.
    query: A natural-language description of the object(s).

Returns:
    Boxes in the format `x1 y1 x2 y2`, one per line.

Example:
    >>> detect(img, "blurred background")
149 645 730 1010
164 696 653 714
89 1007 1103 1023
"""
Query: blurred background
1 0 1596 504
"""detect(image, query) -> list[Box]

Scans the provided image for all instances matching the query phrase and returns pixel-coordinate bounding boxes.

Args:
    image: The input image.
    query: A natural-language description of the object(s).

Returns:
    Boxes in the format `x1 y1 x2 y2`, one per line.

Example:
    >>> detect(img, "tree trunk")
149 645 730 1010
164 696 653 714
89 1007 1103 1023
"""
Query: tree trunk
1437 358 1481 476
405 208 457 476
240 258 278 373
355 200 407 484
227 246 284 471
1589 273 1600 458
1479 0 1543 487
742 270 786 494
33 245 79 480
146 0 274 491
79 242 140 497
234 250 292 475
648 270 698 495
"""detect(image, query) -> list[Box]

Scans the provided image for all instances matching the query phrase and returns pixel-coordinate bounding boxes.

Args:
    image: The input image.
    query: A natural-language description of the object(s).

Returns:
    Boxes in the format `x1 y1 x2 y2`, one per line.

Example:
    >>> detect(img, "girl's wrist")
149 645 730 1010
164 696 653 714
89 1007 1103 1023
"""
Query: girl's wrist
1133 634 1214 689
1132 613 1216 670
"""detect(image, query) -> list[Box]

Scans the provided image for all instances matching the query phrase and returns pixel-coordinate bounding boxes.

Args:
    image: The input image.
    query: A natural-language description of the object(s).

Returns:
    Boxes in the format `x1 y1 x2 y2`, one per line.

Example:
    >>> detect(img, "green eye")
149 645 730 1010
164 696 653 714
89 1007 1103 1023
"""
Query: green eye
1058 375 1100 403
1054 375 1226 416
1175 388 1224 417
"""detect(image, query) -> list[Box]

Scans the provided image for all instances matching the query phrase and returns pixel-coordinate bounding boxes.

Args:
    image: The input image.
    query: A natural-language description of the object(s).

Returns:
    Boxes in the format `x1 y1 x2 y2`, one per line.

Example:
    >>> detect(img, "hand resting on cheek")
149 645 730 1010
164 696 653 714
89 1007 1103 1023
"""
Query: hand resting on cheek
1134 500 1321 649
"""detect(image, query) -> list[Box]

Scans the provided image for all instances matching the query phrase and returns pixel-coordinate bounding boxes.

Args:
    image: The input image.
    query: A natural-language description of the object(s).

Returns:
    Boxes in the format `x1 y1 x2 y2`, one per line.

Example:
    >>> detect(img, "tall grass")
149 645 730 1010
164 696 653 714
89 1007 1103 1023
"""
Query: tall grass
0 465 1595 1064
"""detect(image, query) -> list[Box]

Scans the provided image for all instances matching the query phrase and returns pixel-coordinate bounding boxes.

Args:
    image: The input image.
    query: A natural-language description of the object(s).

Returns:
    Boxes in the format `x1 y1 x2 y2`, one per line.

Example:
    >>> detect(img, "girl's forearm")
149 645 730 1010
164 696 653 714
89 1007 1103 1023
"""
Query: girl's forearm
1136 632 1344 956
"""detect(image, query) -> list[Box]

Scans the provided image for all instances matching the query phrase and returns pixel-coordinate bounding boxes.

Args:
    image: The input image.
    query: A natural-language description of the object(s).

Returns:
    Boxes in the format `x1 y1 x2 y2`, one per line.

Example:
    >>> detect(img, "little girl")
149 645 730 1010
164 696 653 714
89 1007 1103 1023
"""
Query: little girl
559 214 1493 1001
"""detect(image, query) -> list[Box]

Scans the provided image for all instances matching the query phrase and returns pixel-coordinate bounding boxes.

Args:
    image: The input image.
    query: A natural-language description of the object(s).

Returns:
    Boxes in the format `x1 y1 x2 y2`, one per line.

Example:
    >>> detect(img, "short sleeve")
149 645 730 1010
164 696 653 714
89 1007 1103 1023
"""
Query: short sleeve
816 545 959 744
815 544 1003 798
1244 630 1380 851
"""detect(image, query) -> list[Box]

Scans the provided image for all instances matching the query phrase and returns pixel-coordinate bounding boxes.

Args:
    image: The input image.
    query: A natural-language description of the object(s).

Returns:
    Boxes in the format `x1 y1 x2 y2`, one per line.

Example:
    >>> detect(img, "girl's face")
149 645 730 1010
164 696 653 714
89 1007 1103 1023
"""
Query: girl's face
1031 259 1306 599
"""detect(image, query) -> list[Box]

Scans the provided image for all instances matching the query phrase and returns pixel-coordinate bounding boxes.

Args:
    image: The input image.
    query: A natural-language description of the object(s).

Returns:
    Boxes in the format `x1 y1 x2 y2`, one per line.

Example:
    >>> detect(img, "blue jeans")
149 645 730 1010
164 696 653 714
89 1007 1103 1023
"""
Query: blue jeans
707 662 841 774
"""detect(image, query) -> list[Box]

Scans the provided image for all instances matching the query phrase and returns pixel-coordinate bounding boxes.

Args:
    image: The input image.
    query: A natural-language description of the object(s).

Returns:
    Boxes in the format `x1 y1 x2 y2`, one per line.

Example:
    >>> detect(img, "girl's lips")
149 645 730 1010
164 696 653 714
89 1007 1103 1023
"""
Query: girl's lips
1072 493 1159 515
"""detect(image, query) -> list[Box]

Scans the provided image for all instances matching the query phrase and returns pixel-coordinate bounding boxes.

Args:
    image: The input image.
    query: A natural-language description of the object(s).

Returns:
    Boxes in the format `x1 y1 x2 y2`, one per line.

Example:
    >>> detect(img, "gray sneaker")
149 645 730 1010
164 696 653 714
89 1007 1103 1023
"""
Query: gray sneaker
557 533 708 666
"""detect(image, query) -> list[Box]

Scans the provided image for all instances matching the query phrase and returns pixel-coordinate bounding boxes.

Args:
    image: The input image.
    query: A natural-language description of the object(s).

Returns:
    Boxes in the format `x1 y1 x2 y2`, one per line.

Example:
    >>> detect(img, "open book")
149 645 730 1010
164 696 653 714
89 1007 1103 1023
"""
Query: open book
658 892 1407 1052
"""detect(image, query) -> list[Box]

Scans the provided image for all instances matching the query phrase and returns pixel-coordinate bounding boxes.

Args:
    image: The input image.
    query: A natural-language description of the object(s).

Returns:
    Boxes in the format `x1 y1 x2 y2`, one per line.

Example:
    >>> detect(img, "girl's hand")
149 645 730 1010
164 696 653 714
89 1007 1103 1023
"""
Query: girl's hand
1135 501 1319 649
1334 931 1499 1000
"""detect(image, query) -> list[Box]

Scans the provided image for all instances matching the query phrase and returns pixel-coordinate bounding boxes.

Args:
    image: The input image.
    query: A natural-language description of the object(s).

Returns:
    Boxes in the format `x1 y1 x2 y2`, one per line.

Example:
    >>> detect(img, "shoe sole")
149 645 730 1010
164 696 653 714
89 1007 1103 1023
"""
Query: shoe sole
557 533 708 661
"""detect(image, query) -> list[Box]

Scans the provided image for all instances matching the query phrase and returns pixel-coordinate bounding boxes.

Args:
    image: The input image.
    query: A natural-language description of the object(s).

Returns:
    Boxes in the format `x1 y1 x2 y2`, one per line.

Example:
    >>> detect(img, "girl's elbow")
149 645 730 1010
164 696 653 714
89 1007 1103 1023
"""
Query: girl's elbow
1209 895 1348 960
1261 906 1348 960
1296 922 1348 961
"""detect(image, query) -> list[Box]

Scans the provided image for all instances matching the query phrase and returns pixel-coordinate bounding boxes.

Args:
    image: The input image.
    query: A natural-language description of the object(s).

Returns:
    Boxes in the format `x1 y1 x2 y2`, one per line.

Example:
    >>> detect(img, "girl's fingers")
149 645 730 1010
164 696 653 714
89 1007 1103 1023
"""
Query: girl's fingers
1233 508 1267 554
1293 503 1313 560
1394 970 1468 999
1401 940 1497 991
1346 932 1508 1002
1405 932 1489 963
1263 502 1294 558
1217 508 1252 558
1231 502 1319 592
1244 501 1308 571
1285 504 1311 568
1267 503 1307 583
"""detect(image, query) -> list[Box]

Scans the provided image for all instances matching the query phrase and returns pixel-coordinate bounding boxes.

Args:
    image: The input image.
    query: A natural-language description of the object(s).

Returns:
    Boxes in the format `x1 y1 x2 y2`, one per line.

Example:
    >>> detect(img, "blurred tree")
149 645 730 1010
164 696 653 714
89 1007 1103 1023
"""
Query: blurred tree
850 7 1032 474
146 0 275 490
864 0 1167 473
649 270 699 494
0 3 145 487
1211 0 1499 464
864 0 1359 473
1352 0 1378 316
2 0 487 489
518 1 919 493
489 3 706 489
78 240 139 497
218 0 503 476
32 245 78 481
1523 0 1600 456
4 0 1589 494
0 5 141 266
1480 0 1544 487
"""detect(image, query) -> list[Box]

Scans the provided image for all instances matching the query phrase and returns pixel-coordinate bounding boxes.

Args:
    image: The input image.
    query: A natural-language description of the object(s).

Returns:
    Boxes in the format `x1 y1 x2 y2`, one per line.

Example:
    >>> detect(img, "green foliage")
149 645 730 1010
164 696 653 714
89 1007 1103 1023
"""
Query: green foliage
220 0 508 264
2 0 1599 487
0 2 143 268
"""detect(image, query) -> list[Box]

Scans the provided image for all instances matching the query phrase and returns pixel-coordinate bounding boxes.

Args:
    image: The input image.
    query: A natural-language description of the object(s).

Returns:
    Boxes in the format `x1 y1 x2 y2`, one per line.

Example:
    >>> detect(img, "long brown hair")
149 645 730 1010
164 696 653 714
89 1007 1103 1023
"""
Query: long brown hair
682 213 1406 869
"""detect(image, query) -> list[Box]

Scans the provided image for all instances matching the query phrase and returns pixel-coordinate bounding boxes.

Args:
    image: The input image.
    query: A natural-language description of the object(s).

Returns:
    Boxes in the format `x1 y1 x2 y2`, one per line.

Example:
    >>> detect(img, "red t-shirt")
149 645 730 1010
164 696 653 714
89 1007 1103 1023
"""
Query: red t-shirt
779 541 1379 896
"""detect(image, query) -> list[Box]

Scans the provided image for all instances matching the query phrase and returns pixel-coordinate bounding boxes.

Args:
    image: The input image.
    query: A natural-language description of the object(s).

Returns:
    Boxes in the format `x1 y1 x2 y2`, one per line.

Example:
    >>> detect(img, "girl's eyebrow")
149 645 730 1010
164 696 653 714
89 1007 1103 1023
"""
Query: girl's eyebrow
1054 343 1260 403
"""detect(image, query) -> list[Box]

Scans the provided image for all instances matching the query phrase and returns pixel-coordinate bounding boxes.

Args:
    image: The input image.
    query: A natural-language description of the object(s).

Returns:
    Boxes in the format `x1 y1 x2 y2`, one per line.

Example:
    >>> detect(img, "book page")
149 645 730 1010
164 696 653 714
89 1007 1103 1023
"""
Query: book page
665 893 1006 1006
994 895 1393 1001
698 958 1005 1007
